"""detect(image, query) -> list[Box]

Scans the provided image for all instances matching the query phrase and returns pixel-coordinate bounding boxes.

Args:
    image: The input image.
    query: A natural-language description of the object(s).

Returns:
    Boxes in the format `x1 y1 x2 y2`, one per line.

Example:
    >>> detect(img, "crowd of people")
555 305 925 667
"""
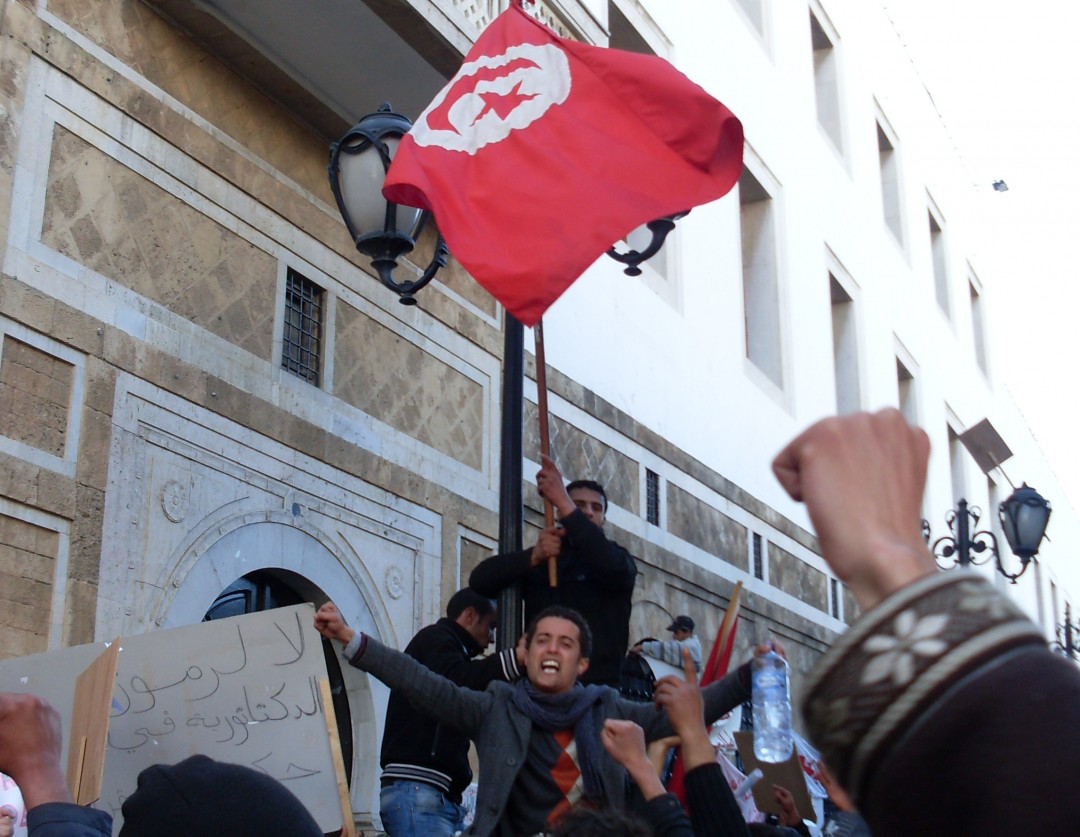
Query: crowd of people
2 410 1080 836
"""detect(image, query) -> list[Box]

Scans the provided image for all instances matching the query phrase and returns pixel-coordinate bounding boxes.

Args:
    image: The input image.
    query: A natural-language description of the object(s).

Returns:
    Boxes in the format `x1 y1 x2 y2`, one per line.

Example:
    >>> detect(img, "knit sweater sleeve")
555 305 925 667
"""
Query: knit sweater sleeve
802 571 1080 837
683 763 750 837
344 633 491 736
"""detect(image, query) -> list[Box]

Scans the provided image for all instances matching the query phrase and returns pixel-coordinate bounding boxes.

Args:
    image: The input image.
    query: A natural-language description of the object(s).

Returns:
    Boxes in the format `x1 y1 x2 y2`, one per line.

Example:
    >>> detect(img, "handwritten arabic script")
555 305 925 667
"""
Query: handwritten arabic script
95 604 338 834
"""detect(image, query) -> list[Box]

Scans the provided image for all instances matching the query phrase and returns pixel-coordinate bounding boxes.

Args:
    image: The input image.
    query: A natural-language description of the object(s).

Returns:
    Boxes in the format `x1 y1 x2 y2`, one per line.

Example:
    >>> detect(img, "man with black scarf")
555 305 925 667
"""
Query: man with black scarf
315 602 752 836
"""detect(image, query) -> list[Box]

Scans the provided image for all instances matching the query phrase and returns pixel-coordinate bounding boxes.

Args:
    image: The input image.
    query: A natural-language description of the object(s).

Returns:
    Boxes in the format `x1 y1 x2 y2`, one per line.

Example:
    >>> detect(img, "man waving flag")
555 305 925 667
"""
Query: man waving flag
383 1 743 326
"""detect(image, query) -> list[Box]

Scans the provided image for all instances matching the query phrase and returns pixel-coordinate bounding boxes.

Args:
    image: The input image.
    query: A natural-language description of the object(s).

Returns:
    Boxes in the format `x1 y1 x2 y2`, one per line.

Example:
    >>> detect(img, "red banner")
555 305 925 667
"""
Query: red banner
384 4 743 325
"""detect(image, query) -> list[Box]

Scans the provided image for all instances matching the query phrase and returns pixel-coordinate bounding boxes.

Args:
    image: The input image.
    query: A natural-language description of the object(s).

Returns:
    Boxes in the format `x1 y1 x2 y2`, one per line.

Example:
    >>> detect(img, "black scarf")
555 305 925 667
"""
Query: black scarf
511 679 608 799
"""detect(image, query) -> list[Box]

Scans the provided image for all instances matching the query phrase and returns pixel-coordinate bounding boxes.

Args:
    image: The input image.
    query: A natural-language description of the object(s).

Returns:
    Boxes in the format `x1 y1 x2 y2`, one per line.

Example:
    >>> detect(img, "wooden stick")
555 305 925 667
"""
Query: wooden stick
318 677 357 837
534 318 557 587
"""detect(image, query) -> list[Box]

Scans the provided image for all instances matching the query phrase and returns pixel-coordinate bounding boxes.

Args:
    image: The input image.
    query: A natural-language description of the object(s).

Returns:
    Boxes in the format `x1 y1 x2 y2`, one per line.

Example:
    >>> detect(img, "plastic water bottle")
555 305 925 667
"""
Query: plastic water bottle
752 646 792 762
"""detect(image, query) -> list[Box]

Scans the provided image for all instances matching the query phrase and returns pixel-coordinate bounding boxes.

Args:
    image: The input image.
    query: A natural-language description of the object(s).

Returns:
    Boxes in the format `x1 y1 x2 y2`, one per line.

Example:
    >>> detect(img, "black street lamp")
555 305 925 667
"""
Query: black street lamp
329 105 523 645
1054 602 1080 659
927 485 1051 583
328 105 684 648
328 104 448 305
606 212 688 275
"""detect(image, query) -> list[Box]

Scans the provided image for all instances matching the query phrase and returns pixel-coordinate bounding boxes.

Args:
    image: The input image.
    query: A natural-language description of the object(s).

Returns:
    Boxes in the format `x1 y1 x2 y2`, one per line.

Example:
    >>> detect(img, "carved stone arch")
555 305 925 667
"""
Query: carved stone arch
158 515 389 827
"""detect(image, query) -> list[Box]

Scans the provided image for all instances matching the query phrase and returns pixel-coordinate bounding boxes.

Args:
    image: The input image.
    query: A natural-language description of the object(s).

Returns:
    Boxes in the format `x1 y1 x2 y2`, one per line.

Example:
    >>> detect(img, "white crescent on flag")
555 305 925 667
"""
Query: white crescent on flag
410 42 572 155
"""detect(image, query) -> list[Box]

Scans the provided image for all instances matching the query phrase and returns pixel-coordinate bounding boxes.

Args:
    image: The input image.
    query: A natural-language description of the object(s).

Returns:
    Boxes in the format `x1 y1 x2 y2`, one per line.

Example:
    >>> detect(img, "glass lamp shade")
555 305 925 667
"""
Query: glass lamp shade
328 106 425 262
999 483 1052 559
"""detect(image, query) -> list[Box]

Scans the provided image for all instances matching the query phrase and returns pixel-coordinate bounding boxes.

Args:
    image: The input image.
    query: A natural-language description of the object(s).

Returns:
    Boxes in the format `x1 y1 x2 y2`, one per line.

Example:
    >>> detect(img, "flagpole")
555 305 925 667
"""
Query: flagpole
533 318 558 588
496 315 525 652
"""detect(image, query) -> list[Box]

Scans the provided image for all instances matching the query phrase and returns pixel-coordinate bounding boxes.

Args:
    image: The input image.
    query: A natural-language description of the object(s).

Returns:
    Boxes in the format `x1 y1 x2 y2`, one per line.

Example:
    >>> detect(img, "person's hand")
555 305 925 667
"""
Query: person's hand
601 718 649 770
772 409 935 611
536 454 575 517
529 526 565 566
0 693 72 810
314 602 355 645
0 805 15 837
646 734 680 777
654 648 716 771
629 643 643 655
601 719 667 801
818 760 856 812
773 784 801 826
753 639 786 661
653 648 704 736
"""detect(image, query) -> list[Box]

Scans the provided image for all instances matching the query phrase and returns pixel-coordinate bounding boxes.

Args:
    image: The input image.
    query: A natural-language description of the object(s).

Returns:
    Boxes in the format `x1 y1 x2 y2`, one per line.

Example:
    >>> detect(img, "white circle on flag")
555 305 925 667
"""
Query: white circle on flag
410 42 571 155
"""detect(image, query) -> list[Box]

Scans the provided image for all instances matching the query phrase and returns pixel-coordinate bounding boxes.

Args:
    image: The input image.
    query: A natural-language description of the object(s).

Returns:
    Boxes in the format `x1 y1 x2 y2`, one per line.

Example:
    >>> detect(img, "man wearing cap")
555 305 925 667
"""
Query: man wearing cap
631 615 702 674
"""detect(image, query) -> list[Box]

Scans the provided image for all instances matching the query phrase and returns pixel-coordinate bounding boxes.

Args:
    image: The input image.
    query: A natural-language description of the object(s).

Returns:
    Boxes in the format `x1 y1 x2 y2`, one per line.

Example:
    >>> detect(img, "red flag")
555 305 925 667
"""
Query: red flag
667 587 741 804
383 4 743 326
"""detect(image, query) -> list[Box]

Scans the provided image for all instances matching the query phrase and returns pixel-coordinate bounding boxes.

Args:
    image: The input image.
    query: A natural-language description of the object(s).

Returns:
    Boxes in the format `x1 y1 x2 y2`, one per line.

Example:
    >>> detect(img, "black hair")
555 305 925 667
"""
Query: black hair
525 605 592 659
566 479 608 512
446 588 495 621
550 804 652 837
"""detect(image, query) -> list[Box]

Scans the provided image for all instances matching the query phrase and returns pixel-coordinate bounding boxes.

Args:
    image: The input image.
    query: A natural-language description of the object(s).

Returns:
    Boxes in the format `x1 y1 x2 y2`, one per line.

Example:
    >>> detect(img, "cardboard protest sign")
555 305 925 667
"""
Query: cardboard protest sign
735 730 816 823
0 604 346 835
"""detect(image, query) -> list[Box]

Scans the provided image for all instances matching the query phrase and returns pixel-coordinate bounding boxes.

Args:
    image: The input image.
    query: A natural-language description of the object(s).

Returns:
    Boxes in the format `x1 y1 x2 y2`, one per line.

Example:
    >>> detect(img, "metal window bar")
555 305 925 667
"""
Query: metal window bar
752 533 763 580
282 269 323 386
645 469 660 525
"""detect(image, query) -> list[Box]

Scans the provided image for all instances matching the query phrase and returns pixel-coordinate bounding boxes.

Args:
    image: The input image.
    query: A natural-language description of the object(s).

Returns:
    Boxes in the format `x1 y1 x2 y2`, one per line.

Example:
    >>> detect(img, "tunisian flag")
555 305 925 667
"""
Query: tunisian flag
383 3 743 326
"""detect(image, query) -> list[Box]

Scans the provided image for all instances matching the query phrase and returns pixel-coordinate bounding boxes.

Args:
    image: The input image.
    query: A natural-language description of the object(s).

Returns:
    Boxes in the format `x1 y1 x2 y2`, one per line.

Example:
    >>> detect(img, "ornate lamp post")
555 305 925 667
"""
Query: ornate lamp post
329 105 524 643
328 105 684 647
1054 602 1080 659
327 104 448 305
606 211 688 275
927 484 1051 583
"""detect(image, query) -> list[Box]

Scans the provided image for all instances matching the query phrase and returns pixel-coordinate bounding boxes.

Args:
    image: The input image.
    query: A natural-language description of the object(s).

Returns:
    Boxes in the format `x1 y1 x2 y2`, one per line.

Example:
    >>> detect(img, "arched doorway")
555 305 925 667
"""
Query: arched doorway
203 569 353 783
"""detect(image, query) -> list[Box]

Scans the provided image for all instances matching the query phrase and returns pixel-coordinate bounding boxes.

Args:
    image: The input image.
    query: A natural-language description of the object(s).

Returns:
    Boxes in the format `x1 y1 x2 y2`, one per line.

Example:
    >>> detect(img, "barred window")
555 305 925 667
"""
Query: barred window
645 469 660 525
830 577 840 619
752 533 764 580
282 268 323 386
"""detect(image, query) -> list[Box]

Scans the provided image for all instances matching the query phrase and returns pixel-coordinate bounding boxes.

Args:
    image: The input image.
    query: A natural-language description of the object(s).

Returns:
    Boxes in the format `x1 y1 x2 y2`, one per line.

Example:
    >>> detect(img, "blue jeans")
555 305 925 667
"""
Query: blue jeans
379 781 465 837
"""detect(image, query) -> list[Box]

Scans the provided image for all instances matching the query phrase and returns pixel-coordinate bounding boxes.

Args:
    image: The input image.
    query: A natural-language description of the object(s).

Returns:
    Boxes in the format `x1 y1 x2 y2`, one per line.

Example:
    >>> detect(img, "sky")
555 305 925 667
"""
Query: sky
883 1 1080 511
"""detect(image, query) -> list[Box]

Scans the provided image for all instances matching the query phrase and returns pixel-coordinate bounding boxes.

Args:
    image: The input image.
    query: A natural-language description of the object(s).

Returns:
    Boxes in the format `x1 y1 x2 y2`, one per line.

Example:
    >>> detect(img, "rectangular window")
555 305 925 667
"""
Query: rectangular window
735 0 765 36
877 119 904 243
810 9 842 151
645 469 660 526
752 532 764 580
948 424 965 505
830 274 860 414
740 166 783 387
830 578 840 619
929 210 950 316
896 357 916 425
282 268 324 386
970 276 988 374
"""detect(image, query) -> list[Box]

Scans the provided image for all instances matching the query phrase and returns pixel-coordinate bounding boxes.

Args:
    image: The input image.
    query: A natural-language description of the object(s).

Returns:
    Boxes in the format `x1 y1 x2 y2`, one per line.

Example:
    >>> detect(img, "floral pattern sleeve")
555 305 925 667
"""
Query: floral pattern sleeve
801 571 1044 804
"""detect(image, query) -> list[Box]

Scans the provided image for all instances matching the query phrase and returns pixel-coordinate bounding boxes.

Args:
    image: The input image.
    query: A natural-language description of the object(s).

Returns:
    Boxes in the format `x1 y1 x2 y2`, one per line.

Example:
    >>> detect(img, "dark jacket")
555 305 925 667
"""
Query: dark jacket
469 508 637 687
28 803 111 837
380 618 520 803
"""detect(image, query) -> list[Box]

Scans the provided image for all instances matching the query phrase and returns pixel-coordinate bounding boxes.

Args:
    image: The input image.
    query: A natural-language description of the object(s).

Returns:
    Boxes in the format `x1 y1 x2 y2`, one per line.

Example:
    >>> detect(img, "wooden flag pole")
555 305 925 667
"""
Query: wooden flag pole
534 318 557 587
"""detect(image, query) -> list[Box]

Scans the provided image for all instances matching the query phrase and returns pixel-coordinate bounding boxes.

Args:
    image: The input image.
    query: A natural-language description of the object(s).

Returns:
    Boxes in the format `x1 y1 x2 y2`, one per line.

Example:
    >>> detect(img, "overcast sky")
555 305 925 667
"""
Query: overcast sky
883 1 1080 511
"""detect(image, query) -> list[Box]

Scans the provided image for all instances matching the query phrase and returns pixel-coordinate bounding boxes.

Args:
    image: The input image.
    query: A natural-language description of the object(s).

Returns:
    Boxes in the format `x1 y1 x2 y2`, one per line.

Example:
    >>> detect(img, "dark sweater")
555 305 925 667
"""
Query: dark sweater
469 508 637 687
380 618 519 803
804 572 1080 837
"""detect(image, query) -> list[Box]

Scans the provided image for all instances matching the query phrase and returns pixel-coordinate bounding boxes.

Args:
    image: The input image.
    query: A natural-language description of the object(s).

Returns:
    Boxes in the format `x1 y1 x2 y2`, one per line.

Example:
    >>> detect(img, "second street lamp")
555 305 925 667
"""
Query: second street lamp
927 484 1052 583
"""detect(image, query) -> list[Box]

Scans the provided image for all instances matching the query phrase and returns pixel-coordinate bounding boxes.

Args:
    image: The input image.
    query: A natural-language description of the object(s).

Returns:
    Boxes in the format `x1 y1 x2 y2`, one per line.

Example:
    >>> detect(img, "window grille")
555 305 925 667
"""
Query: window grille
646 469 660 525
282 268 323 386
